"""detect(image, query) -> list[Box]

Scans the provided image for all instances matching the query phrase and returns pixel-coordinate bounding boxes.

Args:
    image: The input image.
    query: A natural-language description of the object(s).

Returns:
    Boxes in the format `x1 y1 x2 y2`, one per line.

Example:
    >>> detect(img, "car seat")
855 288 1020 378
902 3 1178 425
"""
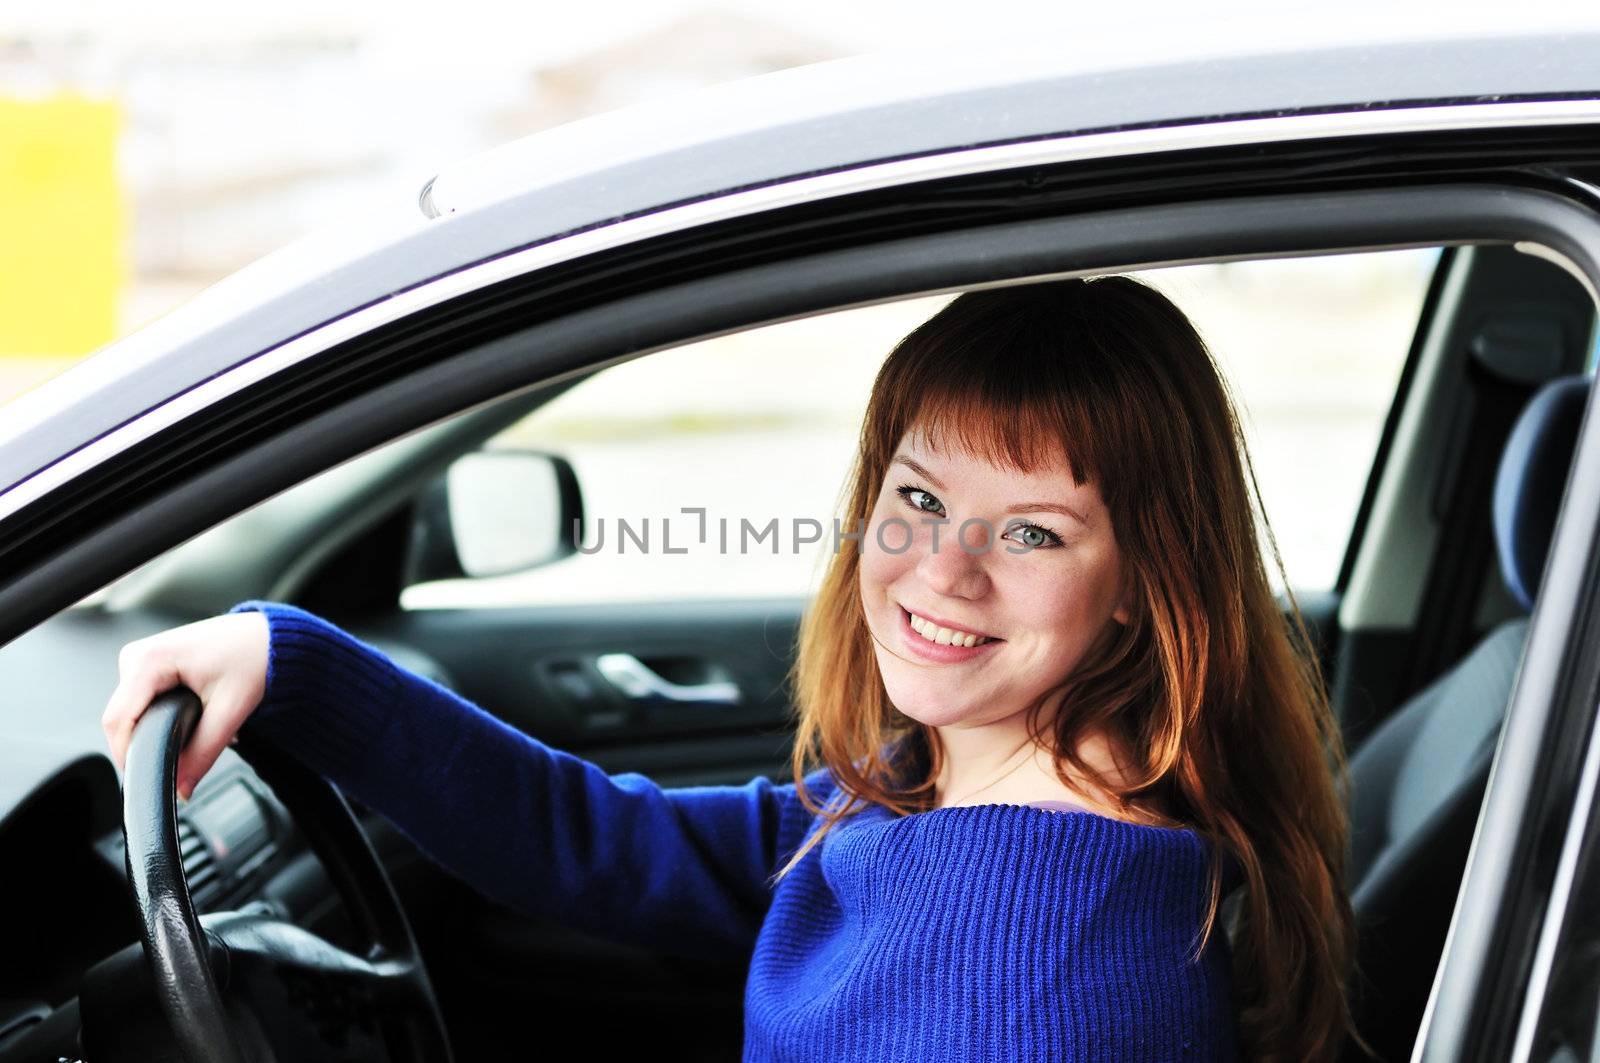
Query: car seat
1343 374 1590 1062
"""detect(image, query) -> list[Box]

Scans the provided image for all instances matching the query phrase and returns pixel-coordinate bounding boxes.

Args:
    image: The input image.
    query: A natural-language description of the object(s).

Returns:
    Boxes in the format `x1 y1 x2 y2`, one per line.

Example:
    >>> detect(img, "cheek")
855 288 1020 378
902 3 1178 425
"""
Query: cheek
1001 551 1123 629
858 547 890 597
858 501 910 588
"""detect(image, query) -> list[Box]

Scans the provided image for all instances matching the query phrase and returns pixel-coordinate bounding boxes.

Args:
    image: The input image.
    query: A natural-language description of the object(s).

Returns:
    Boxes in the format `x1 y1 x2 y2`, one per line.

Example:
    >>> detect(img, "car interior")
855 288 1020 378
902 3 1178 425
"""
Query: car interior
0 238 1595 1062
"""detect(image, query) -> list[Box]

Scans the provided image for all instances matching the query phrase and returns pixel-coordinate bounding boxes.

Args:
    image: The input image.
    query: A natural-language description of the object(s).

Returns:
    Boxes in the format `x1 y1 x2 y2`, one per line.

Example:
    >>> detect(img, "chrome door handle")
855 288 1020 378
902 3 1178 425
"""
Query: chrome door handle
594 653 743 708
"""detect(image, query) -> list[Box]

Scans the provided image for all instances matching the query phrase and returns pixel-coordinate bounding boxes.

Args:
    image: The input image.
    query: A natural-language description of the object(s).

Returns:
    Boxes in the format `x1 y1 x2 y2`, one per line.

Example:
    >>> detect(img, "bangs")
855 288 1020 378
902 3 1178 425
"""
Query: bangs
901 383 1099 487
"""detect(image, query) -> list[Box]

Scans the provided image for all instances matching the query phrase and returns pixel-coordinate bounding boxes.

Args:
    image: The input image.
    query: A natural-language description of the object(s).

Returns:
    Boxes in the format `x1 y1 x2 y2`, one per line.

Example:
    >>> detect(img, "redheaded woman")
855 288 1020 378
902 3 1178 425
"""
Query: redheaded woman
104 277 1357 1061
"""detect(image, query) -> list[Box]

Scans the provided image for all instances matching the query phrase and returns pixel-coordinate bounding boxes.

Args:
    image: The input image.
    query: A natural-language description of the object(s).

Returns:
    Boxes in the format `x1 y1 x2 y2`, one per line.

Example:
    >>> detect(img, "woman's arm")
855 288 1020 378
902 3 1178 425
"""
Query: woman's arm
230 600 824 964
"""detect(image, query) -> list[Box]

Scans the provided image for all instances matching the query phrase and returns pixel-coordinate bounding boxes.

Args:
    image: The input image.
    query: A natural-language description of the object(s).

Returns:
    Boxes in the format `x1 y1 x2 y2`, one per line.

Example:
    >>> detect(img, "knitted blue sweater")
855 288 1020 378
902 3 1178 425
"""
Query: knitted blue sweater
230 601 1239 1061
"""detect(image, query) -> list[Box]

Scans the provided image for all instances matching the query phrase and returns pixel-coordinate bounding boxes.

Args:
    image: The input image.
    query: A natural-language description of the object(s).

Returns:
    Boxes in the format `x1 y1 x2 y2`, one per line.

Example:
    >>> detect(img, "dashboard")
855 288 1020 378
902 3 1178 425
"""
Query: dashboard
0 606 430 1060
0 745 346 1058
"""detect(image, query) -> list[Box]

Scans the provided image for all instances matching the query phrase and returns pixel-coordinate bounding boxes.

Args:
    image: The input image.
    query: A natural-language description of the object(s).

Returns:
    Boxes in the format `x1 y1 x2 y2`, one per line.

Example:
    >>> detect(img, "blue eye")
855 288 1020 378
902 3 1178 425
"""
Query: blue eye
893 486 1064 550
895 484 945 516
1002 519 1064 550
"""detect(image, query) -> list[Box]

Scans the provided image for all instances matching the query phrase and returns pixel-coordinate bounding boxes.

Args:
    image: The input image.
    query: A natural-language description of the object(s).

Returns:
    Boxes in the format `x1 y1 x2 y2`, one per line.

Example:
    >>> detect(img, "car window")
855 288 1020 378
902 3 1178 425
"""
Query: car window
401 250 1439 608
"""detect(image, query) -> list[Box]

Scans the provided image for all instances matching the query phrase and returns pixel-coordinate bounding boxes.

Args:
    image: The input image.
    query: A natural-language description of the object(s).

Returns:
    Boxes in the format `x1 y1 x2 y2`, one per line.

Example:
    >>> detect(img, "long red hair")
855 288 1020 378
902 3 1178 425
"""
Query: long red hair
777 277 1359 1061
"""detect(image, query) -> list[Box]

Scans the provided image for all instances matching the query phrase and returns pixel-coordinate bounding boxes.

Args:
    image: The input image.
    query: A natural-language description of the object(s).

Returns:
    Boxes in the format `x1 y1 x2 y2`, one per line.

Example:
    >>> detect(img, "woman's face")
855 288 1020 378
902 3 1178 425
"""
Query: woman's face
857 428 1132 732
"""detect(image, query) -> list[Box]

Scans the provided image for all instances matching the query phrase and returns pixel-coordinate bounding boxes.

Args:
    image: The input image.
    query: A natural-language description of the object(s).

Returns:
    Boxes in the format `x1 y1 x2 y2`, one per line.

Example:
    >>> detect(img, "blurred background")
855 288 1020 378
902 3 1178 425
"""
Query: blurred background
4 2 1585 602
0 1 856 403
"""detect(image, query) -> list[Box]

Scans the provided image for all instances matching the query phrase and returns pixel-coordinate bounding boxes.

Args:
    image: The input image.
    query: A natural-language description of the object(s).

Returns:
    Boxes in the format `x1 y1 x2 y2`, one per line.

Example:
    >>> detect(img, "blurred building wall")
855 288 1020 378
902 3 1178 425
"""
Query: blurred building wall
0 10 834 406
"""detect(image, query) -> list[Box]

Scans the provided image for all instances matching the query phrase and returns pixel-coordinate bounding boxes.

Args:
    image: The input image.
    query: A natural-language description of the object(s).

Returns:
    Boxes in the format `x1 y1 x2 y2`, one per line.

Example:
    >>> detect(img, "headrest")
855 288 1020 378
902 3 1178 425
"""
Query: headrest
1494 375 1591 611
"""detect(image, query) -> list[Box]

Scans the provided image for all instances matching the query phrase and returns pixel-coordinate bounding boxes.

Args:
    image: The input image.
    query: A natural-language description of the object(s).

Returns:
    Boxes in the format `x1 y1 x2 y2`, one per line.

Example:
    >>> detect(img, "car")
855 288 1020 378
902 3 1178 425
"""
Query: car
4 31 1600 1063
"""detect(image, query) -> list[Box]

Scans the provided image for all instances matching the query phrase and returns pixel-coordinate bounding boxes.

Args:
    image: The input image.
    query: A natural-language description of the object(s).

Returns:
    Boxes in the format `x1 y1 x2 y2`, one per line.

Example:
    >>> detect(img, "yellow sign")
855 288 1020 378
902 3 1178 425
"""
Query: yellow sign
0 95 123 356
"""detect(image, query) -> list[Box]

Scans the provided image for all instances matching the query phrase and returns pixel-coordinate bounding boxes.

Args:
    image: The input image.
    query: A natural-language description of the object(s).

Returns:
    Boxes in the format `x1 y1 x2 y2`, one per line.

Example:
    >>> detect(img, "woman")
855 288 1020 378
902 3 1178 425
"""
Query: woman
102 276 1358 1061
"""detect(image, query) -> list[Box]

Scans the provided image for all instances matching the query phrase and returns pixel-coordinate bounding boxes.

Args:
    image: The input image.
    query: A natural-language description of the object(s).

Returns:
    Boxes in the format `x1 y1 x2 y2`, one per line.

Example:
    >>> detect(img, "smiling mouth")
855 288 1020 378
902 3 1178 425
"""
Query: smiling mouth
902 608 1000 648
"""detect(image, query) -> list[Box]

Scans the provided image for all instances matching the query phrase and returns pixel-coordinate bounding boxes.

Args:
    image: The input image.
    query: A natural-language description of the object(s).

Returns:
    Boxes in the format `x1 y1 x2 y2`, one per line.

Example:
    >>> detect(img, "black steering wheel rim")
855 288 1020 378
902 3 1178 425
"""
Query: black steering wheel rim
121 687 454 1062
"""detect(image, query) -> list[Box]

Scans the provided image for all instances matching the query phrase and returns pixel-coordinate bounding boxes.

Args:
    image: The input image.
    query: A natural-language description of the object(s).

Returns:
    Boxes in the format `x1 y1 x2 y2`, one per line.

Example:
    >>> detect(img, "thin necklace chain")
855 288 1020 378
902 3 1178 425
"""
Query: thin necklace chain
940 742 1038 808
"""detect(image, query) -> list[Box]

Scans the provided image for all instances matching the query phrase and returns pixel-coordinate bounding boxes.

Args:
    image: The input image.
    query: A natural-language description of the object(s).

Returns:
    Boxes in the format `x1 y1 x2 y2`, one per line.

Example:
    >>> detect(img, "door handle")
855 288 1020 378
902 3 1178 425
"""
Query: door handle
594 653 743 709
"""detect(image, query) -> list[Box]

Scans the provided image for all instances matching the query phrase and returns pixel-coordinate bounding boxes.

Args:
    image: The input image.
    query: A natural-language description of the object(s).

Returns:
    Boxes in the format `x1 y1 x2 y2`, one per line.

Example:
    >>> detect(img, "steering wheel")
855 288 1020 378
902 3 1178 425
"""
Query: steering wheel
80 688 454 1062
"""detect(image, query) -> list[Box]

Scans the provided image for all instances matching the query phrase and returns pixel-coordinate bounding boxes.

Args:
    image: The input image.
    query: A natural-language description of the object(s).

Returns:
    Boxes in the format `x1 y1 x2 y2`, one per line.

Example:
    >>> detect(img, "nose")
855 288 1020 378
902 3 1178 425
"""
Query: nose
914 521 992 599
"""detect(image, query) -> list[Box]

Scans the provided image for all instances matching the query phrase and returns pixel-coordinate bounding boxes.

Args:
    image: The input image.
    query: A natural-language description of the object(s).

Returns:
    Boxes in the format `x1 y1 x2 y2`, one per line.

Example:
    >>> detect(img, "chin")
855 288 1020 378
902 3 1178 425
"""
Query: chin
870 628 1009 728
879 676 987 729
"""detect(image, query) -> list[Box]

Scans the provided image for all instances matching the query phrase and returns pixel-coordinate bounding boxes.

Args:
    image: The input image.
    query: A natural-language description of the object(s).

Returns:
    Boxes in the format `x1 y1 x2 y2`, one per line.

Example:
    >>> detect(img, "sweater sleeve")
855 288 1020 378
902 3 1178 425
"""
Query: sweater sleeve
227 600 823 963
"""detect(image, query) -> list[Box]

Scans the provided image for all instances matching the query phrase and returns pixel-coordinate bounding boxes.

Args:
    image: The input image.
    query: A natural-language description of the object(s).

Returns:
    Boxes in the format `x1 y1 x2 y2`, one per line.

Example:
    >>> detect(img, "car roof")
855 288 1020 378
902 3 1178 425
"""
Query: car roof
5 29 1600 495
421 31 1600 217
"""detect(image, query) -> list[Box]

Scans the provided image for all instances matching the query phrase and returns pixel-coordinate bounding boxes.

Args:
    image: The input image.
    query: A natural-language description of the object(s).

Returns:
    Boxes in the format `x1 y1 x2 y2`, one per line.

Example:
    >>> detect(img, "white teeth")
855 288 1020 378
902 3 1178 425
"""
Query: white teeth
906 610 991 647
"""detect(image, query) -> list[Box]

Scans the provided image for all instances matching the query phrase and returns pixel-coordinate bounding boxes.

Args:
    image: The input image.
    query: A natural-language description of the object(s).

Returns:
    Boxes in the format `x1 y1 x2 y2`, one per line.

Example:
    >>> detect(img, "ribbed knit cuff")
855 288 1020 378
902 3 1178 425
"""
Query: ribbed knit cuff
228 600 400 785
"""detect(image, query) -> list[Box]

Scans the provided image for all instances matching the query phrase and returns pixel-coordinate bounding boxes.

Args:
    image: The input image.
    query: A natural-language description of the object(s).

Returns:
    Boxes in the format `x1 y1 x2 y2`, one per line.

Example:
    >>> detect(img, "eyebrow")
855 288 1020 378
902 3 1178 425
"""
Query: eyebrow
891 455 1089 525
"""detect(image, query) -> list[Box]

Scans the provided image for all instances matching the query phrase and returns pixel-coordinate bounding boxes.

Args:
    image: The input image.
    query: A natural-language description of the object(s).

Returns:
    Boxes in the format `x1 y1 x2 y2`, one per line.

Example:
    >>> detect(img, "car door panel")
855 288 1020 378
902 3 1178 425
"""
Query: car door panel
354 599 803 780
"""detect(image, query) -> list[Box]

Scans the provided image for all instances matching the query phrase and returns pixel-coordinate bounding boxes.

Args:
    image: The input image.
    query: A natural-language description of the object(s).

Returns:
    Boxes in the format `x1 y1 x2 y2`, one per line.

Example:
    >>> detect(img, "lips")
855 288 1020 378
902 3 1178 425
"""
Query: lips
895 606 1003 663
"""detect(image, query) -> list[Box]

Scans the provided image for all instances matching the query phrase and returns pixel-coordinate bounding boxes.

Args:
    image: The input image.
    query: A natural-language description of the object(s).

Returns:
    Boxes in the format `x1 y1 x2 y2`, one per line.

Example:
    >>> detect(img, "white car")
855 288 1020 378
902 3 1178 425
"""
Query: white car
3 34 1600 1062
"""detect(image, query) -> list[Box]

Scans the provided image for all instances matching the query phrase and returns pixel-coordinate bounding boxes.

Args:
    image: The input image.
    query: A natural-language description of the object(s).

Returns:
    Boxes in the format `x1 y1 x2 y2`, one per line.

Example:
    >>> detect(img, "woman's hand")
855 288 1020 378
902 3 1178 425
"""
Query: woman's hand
101 611 270 801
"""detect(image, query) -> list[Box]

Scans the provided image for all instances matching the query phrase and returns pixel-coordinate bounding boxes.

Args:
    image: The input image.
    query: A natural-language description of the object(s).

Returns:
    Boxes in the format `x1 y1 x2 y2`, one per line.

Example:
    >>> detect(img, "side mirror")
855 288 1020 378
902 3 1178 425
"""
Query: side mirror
406 450 584 583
